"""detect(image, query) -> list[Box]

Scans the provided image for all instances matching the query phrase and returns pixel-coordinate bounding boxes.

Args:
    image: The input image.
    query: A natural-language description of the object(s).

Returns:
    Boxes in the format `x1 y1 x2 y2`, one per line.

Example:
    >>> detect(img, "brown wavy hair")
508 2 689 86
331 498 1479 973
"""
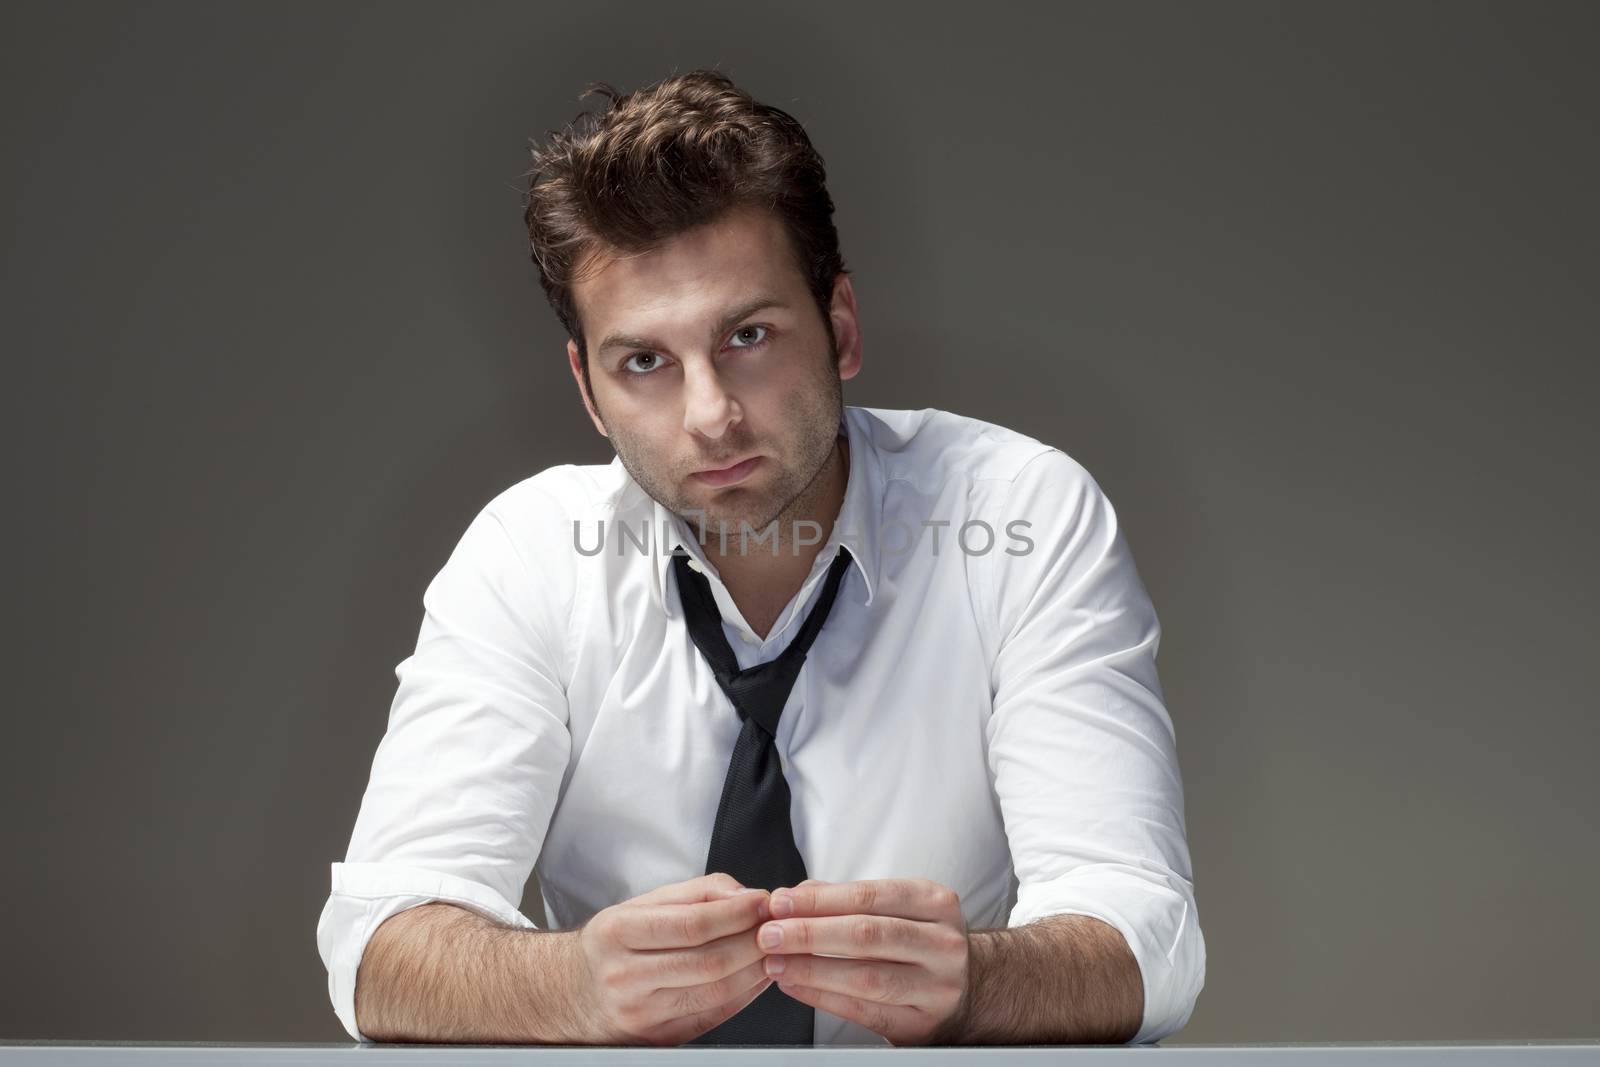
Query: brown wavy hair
521 68 849 402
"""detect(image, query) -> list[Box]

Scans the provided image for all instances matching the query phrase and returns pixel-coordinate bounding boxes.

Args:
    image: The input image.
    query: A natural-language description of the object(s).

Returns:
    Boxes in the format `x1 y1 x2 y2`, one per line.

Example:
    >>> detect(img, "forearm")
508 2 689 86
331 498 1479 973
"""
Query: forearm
354 902 597 1044
942 914 1144 1045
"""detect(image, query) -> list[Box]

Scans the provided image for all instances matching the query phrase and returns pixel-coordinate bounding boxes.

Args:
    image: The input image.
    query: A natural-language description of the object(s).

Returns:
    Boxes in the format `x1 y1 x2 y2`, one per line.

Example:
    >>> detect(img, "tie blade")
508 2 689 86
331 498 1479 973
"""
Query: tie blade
673 545 855 1049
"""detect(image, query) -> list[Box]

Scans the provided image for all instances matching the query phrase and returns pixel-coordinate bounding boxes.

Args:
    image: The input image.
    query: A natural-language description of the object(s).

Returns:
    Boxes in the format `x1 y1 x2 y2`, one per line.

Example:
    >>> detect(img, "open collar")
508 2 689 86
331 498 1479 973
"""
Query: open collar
648 406 882 620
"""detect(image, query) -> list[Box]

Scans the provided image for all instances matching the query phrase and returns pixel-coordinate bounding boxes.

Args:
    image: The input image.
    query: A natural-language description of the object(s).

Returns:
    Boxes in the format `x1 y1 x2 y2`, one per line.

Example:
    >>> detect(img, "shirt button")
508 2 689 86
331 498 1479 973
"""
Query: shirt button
740 631 760 645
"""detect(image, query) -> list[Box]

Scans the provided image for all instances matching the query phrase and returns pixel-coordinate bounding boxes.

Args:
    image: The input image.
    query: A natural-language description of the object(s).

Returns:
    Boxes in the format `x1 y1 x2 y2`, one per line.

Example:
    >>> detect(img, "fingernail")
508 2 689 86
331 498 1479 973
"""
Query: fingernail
771 891 794 918
765 955 786 975
759 923 783 948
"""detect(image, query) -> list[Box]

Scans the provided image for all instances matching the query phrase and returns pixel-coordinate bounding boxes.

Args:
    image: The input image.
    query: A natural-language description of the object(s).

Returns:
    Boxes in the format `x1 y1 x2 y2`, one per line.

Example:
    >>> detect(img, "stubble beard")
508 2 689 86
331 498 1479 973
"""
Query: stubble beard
607 362 844 558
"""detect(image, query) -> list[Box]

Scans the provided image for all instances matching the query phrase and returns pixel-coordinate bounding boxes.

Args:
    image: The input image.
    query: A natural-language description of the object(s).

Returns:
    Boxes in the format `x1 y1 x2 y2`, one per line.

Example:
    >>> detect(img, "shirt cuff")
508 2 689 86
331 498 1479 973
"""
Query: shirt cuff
315 860 540 1042
1007 865 1206 1045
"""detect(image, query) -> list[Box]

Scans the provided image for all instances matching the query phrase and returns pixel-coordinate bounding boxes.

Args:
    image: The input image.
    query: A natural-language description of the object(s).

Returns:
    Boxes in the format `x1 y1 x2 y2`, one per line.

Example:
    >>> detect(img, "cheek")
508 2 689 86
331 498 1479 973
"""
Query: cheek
751 360 819 407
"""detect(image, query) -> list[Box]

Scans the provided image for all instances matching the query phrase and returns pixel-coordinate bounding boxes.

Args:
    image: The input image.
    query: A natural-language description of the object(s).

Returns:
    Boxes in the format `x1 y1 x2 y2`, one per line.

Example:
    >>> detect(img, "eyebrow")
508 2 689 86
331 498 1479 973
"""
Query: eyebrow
596 295 790 357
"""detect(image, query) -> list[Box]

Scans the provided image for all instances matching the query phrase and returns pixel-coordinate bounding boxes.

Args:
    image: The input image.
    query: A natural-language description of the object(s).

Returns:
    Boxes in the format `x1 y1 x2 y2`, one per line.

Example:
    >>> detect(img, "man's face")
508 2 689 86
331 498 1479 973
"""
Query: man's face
566 205 861 548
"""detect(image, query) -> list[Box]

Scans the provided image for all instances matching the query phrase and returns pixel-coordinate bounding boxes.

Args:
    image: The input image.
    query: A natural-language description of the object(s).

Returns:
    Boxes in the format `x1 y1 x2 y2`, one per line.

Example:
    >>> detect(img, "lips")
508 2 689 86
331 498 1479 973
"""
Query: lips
692 455 763 486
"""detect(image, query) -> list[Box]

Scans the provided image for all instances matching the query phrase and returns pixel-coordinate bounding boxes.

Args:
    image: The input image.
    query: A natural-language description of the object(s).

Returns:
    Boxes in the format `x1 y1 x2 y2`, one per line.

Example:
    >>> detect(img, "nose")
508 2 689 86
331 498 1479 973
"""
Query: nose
681 358 741 441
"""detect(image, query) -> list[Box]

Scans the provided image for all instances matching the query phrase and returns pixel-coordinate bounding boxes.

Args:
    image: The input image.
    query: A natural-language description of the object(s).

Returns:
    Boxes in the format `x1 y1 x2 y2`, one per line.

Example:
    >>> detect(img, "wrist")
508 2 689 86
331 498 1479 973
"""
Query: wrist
928 929 983 1045
559 928 617 1044
519 927 606 1045
953 928 1000 1044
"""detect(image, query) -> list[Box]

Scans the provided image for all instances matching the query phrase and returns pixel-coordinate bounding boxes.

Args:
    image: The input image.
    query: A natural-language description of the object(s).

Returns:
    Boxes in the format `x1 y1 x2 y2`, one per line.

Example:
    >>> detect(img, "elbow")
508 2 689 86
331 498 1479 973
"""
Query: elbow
1128 910 1206 1044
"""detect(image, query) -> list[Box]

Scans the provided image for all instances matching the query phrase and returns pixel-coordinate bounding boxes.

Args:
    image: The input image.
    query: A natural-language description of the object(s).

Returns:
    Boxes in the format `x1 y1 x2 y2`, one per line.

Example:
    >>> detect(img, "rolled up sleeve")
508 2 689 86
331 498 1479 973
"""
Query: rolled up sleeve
315 487 576 1041
983 448 1205 1045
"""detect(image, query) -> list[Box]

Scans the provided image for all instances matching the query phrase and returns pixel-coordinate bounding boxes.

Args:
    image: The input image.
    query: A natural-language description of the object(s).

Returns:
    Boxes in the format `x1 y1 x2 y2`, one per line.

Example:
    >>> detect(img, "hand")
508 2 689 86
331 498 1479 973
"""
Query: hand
576 873 775 1045
755 878 972 1046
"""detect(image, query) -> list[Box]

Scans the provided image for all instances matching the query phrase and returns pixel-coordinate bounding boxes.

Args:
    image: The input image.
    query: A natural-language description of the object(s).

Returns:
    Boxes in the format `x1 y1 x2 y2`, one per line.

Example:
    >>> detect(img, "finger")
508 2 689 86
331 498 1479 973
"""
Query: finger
760 913 949 966
644 953 769 1011
775 980 922 1043
765 952 925 1008
646 972 776 1046
638 925 769 990
635 873 746 906
778 878 955 922
620 891 771 950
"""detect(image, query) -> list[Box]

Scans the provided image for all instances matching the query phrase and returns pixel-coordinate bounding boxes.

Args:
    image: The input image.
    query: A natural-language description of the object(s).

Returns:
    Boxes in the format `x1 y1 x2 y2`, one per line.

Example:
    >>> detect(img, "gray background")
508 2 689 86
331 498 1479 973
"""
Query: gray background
2 0 1595 1046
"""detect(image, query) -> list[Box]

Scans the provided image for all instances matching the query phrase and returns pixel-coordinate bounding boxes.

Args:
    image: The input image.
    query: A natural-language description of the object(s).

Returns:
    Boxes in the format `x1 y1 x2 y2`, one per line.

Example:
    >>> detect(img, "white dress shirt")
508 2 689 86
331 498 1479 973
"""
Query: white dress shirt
317 404 1205 1046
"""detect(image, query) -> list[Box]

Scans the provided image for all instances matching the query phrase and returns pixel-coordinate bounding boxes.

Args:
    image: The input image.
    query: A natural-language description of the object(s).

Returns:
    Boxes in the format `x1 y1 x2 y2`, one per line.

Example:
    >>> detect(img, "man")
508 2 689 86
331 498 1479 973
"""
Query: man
316 69 1205 1048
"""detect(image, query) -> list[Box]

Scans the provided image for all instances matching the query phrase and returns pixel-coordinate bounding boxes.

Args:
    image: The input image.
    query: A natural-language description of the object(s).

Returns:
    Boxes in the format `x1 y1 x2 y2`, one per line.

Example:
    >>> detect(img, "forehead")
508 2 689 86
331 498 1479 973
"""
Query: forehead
572 206 804 338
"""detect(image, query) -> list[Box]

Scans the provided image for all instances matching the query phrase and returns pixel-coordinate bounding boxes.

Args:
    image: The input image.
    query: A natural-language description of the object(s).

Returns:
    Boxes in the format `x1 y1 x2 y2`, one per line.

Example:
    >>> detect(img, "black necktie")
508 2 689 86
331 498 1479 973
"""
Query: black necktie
673 544 856 1046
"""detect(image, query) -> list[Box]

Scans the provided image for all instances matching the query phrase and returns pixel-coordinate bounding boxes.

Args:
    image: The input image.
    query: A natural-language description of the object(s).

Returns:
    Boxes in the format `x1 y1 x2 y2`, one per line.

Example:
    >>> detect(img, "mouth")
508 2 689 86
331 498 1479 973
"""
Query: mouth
691 455 763 487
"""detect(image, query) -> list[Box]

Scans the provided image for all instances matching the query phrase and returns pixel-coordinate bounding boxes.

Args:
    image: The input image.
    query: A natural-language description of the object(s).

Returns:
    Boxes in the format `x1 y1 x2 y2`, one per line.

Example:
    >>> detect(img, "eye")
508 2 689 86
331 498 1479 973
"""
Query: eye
621 351 662 375
620 325 771 378
728 324 769 348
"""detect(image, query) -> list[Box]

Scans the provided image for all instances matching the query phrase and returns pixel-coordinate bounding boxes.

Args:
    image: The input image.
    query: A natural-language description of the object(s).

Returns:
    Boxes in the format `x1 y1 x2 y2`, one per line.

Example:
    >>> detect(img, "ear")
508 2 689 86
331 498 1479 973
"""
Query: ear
567 338 609 437
828 274 863 382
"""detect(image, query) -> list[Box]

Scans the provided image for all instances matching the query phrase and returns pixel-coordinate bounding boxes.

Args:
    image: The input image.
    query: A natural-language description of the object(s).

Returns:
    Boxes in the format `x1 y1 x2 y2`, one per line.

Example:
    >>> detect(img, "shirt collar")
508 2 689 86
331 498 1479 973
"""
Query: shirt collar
648 406 882 619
